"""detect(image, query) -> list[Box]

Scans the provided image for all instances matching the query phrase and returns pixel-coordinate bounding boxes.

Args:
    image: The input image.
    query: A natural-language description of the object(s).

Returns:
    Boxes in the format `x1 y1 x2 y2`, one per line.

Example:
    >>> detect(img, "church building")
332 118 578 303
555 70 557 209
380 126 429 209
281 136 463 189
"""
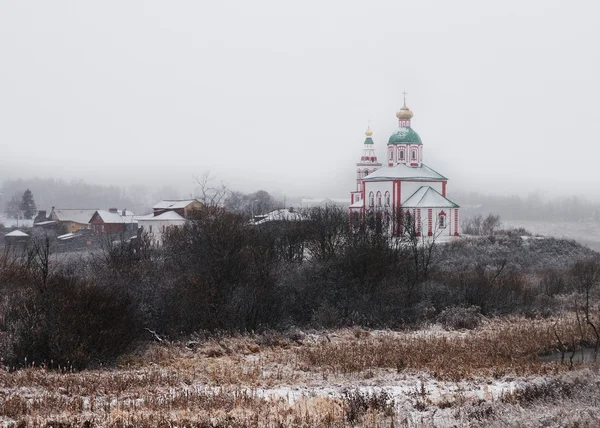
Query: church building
349 98 460 237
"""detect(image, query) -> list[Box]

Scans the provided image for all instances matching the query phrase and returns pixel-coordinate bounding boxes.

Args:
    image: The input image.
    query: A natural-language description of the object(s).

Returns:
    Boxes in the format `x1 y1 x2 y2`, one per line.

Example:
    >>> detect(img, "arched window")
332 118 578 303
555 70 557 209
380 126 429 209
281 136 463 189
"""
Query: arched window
385 191 390 206
411 150 417 160
439 211 447 228
363 169 369 178
369 192 374 207
389 150 393 161
376 192 382 207
399 149 405 160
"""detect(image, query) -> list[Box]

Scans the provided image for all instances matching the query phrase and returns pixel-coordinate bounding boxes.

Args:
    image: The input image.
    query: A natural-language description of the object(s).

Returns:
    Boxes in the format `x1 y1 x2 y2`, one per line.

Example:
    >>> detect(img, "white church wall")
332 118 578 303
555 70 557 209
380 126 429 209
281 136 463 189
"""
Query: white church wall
400 181 443 203
365 181 394 208
416 207 458 237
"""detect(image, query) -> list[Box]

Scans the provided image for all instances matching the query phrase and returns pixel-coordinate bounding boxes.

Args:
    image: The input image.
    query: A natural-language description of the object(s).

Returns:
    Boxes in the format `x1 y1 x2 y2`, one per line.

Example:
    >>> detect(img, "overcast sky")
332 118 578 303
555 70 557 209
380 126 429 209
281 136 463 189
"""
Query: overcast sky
1 0 599 200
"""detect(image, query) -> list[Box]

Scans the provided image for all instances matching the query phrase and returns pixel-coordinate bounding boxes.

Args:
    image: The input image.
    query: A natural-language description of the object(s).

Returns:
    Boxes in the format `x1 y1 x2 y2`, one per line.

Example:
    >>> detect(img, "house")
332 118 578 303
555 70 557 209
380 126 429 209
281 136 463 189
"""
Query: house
50 207 97 233
136 211 186 246
4 230 30 246
89 208 137 235
152 199 203 218
251 208 306 225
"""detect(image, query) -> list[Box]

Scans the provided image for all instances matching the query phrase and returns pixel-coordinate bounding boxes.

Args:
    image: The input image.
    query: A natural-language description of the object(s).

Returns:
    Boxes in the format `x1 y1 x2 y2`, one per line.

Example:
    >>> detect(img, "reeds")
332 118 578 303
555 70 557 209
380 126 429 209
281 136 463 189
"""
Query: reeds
1 315 598 427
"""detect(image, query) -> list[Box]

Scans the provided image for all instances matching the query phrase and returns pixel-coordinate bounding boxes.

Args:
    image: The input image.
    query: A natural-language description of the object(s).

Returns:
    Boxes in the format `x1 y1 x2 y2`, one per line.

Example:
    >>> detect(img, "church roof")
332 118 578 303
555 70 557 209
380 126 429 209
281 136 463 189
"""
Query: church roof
388 126 422 145
362 163 447 181
402 186 459 208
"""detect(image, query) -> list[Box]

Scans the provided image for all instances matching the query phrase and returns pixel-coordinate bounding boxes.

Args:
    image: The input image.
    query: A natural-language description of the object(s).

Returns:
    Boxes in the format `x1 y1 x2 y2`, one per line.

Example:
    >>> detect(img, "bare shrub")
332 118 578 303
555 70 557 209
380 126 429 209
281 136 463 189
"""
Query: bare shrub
436 305 482 330
1 272 141 370
342 388 395 423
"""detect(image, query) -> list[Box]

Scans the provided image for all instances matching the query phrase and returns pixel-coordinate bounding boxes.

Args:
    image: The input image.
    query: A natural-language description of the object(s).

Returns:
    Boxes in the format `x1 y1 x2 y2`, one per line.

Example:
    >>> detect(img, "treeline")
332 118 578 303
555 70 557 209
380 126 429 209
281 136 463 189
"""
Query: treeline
0 205 598 370
0 178 177 215
457 191 600 221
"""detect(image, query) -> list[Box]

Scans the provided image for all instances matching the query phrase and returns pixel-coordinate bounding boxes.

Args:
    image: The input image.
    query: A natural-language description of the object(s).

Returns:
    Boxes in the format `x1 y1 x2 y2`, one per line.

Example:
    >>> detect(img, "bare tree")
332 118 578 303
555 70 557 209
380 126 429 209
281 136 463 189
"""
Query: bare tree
571 258 600 357
193 171 230 207
481 214 501 235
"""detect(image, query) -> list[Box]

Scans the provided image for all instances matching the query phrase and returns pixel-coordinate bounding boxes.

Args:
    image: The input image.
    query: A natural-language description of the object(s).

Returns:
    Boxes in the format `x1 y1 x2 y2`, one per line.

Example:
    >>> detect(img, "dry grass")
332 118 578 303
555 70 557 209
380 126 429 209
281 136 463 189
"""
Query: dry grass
1 314 599 427
296 315 597 381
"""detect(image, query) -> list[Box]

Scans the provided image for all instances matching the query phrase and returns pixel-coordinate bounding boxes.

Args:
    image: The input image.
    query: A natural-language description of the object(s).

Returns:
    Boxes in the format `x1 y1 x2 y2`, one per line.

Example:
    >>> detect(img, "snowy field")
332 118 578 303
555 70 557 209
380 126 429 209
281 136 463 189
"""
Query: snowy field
503 219 600 251
2 316 600 427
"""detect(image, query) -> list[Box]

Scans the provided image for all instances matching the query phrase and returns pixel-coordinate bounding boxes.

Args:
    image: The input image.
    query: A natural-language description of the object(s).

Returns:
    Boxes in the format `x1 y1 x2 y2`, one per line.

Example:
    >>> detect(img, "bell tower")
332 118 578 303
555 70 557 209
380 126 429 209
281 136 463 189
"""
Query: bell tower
351 125 382 205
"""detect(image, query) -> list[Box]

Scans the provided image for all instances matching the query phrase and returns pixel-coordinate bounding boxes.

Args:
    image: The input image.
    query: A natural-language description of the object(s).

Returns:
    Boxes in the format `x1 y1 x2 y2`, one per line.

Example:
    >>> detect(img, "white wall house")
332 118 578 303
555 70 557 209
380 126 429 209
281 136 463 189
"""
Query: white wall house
136 211 187 246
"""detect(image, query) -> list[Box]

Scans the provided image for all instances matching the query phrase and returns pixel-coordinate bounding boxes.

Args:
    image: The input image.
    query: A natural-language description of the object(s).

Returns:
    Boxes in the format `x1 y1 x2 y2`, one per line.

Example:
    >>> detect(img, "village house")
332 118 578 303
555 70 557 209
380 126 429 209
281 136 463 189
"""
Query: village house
136 211 186 246
89 208 137 235
152 199 203 218
50 208 97 233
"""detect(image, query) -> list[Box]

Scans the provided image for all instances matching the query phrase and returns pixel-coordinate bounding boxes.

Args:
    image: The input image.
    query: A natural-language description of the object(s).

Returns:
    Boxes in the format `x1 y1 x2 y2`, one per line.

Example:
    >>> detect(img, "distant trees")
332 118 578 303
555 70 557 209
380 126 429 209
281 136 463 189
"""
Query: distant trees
20 189 37 219
5 194 21 219
224 189 281 218
461 213 501 235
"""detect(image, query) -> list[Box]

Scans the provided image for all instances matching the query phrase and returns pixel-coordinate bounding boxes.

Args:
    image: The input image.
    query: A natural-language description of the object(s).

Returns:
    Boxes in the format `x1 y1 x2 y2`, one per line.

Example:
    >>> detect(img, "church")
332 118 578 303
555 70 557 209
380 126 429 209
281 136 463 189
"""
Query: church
349 98 460 237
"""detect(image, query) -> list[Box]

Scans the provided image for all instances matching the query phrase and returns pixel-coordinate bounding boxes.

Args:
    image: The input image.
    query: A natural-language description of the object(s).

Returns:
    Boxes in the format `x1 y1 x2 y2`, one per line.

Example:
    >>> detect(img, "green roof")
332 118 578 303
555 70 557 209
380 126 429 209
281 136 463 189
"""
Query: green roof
364 137 374 145
388 127 422 145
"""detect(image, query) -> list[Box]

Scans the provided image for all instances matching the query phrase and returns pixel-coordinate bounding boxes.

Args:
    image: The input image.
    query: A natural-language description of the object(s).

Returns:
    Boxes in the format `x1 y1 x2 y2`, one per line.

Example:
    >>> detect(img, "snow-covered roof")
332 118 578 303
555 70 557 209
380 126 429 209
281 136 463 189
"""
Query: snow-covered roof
93 210 137 224
52 209 96 224
349 199 364 208
137 211 186 221
57 232 76 240
153 199 199 210
363 163 447 181
253 209 306 225
402 186 459 208
34 220 58 226
5 230 29 237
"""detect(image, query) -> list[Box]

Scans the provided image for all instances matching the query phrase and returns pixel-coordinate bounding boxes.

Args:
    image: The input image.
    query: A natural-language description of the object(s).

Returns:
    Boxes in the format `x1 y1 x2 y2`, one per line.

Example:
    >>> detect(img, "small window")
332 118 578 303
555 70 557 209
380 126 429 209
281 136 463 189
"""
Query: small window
363 169 369 177
149 225 153 233
389 150 393 160
377 192 382 206
385 192 390 206
369 192 374 207
399 150 405 160
411 150 417 160
439 215 446 228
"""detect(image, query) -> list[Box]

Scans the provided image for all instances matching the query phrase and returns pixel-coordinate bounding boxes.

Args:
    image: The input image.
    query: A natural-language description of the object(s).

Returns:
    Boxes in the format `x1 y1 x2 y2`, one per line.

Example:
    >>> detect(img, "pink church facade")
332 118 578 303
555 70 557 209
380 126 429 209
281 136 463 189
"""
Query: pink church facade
349 100 460 237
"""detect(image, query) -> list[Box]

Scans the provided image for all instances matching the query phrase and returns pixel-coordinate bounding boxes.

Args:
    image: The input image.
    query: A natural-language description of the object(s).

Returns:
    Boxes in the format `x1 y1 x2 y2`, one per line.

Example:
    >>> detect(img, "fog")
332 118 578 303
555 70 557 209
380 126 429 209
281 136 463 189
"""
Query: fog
1 0 599 200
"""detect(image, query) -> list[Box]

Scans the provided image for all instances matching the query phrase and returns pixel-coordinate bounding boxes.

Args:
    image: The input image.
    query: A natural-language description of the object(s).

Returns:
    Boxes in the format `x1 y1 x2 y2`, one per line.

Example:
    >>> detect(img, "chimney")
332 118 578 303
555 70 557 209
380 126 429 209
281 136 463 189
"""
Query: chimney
122 208 127 216
109 208 118 213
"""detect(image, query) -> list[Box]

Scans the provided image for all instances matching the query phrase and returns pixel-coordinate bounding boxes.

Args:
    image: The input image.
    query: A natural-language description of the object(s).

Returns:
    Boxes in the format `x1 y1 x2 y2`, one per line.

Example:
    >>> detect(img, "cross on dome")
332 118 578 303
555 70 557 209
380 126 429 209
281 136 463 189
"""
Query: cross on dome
396 91 414 122
365 120 373 137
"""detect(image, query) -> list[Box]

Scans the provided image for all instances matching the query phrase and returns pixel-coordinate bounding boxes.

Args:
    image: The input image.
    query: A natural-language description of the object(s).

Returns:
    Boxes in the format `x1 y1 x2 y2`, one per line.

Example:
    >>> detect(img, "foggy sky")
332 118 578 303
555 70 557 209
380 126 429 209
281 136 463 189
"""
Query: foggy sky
1 0 599 200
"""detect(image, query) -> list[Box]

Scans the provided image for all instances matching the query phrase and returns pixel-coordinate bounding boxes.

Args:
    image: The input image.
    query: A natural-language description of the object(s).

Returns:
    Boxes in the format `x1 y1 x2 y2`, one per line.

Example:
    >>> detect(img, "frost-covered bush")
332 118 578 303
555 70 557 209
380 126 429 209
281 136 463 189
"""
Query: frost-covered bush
436 305 482 330
0 270 141 370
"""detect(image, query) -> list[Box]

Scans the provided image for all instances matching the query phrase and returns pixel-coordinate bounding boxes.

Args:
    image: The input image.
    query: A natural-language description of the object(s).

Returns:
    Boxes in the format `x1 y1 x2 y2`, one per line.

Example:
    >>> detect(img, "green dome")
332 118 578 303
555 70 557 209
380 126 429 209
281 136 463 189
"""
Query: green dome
388 126 422 145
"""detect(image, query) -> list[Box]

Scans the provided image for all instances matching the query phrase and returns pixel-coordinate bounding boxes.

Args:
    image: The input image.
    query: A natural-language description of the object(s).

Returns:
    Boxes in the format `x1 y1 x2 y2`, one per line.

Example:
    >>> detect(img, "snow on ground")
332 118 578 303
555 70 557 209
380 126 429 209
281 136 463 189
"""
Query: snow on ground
504 219 600 251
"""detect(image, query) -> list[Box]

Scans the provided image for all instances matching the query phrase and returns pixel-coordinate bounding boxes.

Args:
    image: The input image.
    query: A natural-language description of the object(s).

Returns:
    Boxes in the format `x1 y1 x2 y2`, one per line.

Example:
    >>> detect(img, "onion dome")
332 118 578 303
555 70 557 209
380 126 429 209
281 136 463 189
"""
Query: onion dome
396 103 414 121
388 127 422 144
365 126 373 137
